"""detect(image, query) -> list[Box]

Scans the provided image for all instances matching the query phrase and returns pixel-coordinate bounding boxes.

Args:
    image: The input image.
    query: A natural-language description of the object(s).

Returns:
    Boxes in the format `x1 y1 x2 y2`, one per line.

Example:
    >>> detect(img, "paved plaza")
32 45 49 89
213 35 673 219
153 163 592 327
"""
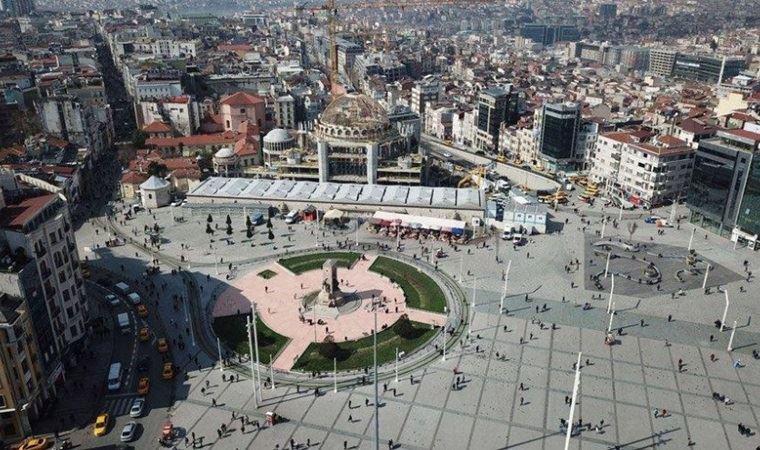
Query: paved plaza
214 256 445 370
76 199 760 449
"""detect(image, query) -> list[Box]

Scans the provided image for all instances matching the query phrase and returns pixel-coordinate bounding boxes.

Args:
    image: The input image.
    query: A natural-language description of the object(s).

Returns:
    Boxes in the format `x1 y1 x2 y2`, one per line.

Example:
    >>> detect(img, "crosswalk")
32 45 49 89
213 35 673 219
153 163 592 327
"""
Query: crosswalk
104 395 139 417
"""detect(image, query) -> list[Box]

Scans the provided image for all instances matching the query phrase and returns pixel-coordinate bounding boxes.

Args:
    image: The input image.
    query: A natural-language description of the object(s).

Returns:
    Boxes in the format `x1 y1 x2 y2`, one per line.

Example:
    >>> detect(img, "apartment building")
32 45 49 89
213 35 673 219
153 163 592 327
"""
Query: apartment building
0 189 89 359
590 132 694 207
648 48 678 77
0 293 47 442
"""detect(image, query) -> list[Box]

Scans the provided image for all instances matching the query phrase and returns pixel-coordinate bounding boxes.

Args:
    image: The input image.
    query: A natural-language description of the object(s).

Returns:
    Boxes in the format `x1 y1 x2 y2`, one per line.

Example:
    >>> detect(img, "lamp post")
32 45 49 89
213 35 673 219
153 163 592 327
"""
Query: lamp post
394 347 399 382
217 337 224 373
721 289 730 333
500 260 511 313
246 315 258 408
607 303 615 333
373 297 380 450
442 330 446 361
334 357 338 393
604 251 611 278
459 254 464 284
728 320 738 352
688 227 695 252
564 352 582 450
607 273 615 314
251 304 262 402
702 264 711 290
600 219 606 239
269 354 275 390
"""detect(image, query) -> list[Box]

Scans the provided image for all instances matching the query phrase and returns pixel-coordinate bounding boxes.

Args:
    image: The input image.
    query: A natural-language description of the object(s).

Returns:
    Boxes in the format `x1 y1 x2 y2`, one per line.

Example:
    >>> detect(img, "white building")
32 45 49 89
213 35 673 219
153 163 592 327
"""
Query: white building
499 126 539 163
452 108 478 149
274 94 296 129
140 176 171 209
589 132 694 207
411 77 441 124
424 105 455 140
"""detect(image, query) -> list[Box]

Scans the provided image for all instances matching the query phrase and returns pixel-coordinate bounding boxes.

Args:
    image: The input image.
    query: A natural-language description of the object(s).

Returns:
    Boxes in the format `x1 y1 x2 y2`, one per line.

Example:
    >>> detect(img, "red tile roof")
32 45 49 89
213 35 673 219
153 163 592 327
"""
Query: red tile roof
220 91 264 106
146 132 239 148
143 121 173 133
724 128 760 143
121 171 149 185
0 194 56 229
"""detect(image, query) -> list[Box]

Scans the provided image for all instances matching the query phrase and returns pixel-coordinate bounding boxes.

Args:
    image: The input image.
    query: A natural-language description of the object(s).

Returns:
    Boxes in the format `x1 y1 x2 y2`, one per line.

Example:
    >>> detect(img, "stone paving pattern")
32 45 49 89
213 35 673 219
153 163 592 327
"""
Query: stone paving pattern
87 202 760 449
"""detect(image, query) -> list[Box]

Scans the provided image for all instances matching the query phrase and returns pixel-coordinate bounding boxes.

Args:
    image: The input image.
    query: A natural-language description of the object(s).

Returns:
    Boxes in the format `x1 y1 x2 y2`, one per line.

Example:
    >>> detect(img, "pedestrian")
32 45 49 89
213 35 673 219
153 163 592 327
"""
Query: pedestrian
654 408 659 418
344 441 348 450
348 414 353 422
365 398 370 406
348 400 352 408
212 398 217 406
667 314 672 322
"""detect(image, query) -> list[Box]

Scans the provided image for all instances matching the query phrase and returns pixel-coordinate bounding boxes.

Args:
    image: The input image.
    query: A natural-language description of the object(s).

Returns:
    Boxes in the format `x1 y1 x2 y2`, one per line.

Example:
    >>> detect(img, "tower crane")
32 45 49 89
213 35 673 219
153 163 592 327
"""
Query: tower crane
296 0 499 95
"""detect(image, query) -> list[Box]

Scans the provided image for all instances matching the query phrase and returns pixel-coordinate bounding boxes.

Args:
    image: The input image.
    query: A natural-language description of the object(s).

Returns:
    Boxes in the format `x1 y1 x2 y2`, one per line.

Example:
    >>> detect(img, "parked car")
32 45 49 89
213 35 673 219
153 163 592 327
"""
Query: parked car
120 421 137 442
129 398 145 418
106 294 120 306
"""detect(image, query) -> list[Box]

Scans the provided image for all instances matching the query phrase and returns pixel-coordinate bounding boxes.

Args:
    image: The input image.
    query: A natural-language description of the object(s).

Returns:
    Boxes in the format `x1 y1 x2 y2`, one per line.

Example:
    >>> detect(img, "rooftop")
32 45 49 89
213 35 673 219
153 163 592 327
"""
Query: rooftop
0 194 57 230
187 177 485 211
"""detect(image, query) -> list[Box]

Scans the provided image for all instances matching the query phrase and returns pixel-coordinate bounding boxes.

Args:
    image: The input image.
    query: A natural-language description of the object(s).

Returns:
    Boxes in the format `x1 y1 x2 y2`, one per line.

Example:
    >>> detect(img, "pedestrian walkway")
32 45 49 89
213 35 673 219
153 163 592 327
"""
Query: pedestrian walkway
104 395 140 417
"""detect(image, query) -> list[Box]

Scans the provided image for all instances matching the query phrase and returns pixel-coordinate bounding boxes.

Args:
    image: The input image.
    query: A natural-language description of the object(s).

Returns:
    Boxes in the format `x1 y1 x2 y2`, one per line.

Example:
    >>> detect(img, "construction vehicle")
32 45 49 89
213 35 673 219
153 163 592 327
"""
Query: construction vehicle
458 166 489 189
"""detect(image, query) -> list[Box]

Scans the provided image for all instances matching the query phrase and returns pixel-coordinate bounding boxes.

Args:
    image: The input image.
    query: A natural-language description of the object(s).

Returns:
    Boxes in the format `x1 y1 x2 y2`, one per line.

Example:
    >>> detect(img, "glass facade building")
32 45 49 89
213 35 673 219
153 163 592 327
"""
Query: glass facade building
687 129 760 238
539 102 580 169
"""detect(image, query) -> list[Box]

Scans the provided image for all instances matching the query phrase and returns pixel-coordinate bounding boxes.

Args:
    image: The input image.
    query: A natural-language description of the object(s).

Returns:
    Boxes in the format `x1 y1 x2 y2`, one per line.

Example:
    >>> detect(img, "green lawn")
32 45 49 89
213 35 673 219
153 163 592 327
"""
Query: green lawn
369 256 446 312
278 252 361 274
213 314 289 359
293 318 437 372
257 269 277 279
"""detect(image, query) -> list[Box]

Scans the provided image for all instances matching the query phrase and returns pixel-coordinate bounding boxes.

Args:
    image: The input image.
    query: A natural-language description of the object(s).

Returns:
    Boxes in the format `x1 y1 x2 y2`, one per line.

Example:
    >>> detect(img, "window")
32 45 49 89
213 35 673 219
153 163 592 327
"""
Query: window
69 326 77 337
3 422 15 437
240 108 246 113
0 395 5 408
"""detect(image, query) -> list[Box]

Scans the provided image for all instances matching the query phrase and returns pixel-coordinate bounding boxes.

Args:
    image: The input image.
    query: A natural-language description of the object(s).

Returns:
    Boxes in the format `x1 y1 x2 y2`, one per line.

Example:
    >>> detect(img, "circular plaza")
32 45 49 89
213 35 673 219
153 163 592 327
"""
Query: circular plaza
212 251 455 373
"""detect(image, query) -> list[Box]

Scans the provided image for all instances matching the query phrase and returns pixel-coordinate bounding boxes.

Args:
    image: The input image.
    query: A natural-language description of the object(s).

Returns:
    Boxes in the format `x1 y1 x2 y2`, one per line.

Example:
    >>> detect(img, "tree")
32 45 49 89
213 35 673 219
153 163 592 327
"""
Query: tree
147 161 168 178
206 223 213 234
627 222 638 241
226 223 233 235
207 214 213 223
226 214 232 226
131 130 148 148
245 215 252 228
268 229 274 241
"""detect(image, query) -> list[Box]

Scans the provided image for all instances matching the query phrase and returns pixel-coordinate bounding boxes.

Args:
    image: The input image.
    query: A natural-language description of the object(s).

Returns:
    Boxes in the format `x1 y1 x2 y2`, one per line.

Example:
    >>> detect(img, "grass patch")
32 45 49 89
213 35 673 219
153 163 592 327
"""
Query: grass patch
369 256 446 313
293 317 437 372
213 314 289 359
278 252 360 275
257 269 277 279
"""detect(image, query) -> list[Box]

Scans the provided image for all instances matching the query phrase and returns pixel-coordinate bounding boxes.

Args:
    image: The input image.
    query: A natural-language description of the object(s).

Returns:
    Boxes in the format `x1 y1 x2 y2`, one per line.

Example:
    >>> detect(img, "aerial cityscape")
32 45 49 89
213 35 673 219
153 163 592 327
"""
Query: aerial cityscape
0 0 760 449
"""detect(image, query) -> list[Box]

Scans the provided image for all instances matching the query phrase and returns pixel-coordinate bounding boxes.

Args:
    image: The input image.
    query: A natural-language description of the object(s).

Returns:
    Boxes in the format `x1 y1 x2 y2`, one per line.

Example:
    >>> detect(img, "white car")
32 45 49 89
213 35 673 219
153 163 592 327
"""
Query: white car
120 421 137 442
105 295 120 307
442 152 452 158
129 398 145 418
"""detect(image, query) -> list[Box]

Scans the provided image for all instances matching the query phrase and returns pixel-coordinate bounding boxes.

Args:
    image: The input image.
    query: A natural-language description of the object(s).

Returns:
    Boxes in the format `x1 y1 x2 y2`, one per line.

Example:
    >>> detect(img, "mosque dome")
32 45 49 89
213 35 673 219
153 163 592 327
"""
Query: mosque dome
315 93 396 141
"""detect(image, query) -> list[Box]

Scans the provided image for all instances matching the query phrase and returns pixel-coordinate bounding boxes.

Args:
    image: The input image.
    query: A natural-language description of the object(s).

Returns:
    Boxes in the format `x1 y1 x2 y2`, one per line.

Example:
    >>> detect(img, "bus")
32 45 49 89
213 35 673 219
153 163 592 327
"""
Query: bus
107 362 122 391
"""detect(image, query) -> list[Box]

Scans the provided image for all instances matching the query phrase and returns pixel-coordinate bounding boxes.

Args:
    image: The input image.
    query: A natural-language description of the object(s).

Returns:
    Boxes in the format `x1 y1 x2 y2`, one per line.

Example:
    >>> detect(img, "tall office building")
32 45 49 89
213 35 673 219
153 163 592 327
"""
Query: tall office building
1 0 34 16
687 129 760 243
520 24 579 46
538 102 581 170
411 78 440 123
648 48 678 77
672 54 746 84
475 86 518 151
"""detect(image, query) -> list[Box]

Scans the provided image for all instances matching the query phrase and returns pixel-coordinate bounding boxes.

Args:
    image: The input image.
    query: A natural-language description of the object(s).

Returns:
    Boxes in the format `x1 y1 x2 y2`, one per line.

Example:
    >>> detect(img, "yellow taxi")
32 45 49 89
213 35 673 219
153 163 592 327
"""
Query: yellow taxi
162 362 174 380
137 377 150 395
93 413 109 436
136 304 148 318
19 437 49 450
157 337 168 353
139 326 150 342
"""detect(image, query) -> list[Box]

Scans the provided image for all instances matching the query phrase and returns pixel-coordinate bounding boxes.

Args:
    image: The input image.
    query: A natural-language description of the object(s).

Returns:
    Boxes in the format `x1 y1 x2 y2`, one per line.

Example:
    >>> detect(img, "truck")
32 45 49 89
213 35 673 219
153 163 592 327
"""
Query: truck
117 313 130 334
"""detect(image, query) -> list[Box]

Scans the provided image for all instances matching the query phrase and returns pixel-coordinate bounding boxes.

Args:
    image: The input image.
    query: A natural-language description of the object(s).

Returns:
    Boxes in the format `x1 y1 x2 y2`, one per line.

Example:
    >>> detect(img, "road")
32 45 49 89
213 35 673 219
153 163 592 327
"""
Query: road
70 267 180 448
420 135 561 191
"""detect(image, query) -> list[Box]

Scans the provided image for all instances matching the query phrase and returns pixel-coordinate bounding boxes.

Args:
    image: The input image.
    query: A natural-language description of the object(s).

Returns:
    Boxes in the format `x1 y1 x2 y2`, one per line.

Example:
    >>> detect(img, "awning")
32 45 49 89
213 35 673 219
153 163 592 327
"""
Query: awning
323 209 346 220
